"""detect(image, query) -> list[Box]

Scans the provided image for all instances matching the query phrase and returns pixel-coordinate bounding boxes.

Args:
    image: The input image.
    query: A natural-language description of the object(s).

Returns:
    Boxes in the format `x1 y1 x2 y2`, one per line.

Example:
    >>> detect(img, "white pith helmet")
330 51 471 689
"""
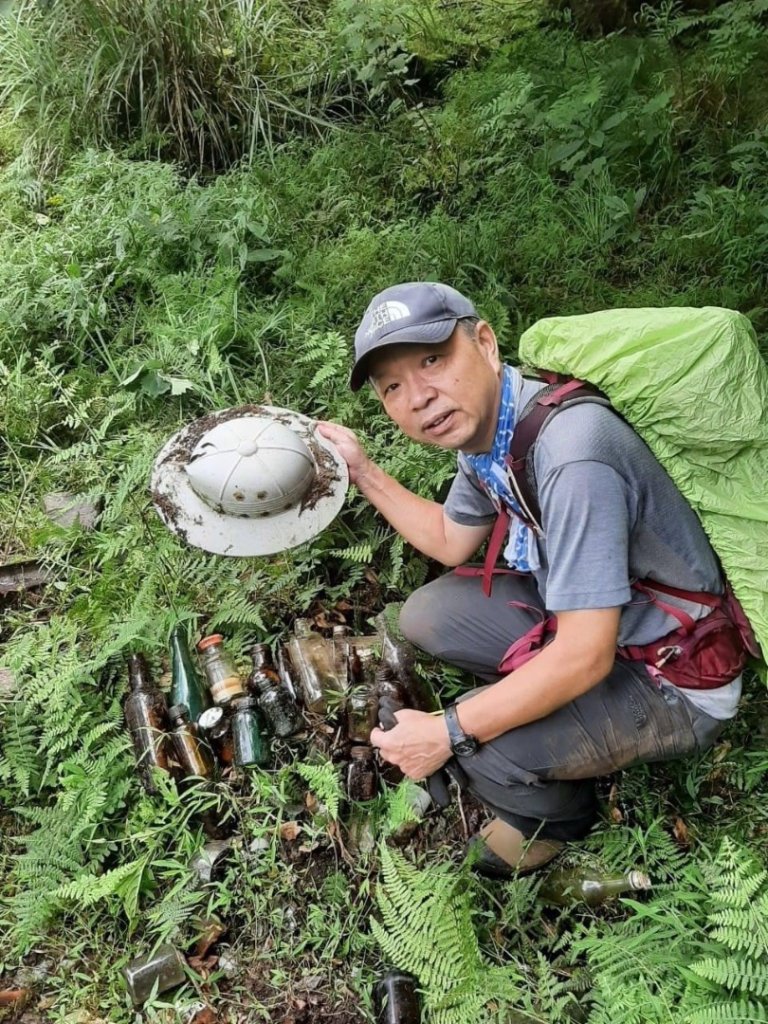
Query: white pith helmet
151 406 348 556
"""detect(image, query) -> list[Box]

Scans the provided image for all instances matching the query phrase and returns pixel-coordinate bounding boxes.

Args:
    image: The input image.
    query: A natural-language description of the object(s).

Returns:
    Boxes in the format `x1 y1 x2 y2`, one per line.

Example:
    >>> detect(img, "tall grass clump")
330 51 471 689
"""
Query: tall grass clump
0 0 341 171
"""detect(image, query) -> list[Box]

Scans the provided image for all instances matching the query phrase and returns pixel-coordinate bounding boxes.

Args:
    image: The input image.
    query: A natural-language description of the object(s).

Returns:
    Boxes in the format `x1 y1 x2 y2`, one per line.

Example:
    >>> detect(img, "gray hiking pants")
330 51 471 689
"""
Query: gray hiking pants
399 570 725 841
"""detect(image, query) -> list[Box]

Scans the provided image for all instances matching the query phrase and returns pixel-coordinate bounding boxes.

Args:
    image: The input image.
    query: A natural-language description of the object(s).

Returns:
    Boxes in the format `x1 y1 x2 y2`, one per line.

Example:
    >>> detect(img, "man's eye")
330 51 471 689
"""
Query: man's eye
424 354 440 367
384 382 399 396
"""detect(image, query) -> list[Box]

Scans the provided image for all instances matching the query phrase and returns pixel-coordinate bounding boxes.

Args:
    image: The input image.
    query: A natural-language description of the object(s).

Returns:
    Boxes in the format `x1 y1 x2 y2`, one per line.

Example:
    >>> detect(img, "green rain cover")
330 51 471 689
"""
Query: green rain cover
518 306 768 670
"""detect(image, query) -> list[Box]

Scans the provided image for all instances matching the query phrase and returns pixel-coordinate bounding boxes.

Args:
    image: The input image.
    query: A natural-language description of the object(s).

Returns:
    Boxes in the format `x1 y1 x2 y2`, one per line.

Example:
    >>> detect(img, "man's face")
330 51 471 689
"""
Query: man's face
368 321 502 453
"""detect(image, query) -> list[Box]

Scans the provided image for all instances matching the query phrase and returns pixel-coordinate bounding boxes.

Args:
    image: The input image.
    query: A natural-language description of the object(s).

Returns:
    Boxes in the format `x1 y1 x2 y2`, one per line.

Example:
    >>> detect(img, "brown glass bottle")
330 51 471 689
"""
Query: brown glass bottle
248 643 303 737
197 634 245 705
373 969 421 1023
375 609 438 712
346 745 378 801
198 705 234 765
168 704 215 778
124 654 171 794
169 623 210 722
539 867 652 908
230 695 270 767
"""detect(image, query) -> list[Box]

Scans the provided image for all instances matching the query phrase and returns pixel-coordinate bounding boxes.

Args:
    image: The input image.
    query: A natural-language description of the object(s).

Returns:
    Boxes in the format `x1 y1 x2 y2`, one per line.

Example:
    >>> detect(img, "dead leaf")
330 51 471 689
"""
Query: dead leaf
186 955 218 979
188 1007 217 1024
0 989 31 1007
673 816 690 846
192 916 227 959
280 821 301 841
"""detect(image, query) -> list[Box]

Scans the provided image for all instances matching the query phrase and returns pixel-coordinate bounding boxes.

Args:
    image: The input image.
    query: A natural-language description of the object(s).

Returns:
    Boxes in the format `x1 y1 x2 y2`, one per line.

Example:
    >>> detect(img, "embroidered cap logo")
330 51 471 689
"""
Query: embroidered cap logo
366 300 411 336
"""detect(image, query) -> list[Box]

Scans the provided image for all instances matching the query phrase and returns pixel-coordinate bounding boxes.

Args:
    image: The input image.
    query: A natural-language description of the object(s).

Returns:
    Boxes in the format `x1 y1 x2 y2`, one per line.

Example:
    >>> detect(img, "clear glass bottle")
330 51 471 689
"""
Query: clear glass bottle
539 867 652 908
287 618 337 714
332 624 350 690
230 695 270 767
346 744 378 801
122 944 186 1007
277 644 299 700
373 969 421 1024
198 704 234 765
124 653 171 794
197 634 245 705
168 704 215 778
248 643 303 737
169 623 210 722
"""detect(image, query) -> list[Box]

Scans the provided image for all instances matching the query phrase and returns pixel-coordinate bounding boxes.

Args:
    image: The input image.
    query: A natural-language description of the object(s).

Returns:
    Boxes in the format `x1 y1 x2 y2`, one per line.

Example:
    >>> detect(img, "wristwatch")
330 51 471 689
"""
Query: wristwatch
444 705 480 757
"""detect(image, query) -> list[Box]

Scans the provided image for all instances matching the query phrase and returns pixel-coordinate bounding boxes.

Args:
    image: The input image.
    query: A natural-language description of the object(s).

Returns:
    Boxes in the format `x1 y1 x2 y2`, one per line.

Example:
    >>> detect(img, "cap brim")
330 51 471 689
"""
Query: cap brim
349 318 457 391
150 406 348 556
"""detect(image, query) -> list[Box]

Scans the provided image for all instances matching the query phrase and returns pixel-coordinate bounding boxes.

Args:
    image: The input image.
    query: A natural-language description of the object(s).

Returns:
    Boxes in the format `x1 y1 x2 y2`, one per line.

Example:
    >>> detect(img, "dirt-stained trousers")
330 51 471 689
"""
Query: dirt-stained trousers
398 570 725 841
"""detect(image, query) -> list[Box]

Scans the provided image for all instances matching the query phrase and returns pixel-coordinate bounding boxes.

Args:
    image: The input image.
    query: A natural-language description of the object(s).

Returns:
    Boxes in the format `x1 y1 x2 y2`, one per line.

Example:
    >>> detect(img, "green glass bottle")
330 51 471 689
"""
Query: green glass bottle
169 623 210 723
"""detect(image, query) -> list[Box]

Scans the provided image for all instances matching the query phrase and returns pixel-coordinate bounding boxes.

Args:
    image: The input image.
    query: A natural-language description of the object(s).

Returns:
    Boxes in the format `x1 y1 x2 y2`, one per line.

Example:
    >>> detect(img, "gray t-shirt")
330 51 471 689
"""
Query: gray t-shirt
443 370 740 719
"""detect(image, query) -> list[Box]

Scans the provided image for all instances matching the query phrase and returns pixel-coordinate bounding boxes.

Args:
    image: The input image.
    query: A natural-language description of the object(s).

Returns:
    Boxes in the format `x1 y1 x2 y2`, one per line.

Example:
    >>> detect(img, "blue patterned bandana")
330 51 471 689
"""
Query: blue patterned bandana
464 365 541 572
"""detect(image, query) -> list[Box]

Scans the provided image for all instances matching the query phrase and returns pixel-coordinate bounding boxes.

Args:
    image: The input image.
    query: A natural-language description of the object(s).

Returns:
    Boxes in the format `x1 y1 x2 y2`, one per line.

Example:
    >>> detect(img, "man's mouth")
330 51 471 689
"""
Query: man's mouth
423 411 455 435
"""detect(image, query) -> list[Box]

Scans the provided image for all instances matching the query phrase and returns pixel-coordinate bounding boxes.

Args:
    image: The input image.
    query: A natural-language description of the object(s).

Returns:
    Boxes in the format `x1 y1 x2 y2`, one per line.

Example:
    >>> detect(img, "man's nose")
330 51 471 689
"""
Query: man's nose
408 376 438 410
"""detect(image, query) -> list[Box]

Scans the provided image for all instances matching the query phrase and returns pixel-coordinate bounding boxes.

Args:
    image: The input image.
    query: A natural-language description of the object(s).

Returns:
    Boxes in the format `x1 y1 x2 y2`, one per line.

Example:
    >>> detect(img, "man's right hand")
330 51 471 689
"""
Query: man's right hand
317 421 373 487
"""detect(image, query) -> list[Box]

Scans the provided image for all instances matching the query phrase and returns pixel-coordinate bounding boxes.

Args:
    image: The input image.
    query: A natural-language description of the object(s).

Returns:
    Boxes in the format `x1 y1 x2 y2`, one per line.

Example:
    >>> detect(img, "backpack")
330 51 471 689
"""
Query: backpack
485 307 767 679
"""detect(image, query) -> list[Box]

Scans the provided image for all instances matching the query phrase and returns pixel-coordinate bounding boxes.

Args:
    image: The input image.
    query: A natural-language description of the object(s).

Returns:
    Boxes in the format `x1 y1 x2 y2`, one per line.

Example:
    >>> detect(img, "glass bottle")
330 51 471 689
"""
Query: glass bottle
198 704 234 765
332 624 350 690
373 969 421 1024
539 867 652 908
230 695 270 767
197 634 245 705
124 653 171 794
347 684 378 744
248 643 303 738
122 944 186 1007
287 618 337 714
168 704 215 778
346 744 378 801
375 608 438 712
169 623 210 722
277 644 299 700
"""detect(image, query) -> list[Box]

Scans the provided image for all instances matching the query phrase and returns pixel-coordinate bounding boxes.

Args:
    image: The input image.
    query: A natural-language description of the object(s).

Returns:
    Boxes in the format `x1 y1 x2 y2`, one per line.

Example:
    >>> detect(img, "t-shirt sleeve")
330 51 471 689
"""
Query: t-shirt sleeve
443 455 497 527
537 459 636 611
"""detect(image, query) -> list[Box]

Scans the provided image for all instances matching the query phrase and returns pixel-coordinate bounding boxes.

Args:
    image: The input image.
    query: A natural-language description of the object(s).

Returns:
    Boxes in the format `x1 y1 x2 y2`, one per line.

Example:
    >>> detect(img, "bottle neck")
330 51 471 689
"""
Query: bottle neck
128 654 153 690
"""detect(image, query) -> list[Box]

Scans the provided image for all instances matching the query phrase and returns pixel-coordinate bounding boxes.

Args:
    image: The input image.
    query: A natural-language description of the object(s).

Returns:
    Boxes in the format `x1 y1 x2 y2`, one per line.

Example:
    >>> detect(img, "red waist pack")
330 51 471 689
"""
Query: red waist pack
497 580 758 690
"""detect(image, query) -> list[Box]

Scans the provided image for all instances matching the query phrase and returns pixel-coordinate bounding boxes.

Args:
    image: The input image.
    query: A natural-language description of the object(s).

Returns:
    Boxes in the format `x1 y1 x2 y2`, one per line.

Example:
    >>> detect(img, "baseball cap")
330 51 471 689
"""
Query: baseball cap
350 282 477 391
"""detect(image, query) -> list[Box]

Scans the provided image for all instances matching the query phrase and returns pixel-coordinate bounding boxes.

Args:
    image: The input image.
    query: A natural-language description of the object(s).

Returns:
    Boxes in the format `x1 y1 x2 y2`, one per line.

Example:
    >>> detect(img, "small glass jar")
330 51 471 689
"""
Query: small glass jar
122 944 186 1006
347 685 377 744
197 634 245 705
249 643 303 738
230 695 270 767
373 969 421 1024
346 744 378 801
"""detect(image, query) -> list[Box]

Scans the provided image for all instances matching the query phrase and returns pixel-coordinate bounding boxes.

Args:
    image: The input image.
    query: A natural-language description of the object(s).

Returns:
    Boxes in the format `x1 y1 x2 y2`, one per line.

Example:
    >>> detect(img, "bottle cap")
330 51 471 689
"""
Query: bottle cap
198 706 225 730
249 642 271 658
168 703 190 721
197 634 224 651
627 870 652 891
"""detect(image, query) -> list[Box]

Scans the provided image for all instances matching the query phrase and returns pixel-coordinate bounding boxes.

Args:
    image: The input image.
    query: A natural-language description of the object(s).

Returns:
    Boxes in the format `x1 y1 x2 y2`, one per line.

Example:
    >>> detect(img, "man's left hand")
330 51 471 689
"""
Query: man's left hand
370 708 451 780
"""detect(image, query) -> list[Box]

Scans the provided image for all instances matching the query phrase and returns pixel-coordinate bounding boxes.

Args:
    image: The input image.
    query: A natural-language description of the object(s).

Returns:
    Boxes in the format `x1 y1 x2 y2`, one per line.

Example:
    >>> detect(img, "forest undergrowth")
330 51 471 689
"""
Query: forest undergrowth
1 1 768 1022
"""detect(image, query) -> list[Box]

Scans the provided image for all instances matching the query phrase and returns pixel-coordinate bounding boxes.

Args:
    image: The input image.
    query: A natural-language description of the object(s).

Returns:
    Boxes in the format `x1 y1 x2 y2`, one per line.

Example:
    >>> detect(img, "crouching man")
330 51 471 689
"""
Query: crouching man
319 282 746 876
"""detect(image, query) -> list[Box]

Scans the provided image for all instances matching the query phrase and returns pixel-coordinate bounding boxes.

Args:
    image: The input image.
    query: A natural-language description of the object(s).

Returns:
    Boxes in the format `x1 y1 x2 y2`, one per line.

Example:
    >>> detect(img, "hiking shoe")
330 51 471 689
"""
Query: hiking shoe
468 818 563 878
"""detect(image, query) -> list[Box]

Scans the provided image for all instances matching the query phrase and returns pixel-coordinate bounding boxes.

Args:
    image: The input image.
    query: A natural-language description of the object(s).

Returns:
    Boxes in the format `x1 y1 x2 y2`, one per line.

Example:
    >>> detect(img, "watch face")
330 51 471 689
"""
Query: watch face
453 736 479 757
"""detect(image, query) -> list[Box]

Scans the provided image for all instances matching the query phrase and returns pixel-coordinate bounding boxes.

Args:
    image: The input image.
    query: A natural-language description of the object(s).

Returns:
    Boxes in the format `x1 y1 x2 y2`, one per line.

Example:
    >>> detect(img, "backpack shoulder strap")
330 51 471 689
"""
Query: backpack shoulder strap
504 373 610 531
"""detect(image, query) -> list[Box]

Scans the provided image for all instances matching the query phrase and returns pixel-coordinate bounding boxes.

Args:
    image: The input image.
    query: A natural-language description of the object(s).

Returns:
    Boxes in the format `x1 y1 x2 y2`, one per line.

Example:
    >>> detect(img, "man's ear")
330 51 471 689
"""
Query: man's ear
476 320 501 371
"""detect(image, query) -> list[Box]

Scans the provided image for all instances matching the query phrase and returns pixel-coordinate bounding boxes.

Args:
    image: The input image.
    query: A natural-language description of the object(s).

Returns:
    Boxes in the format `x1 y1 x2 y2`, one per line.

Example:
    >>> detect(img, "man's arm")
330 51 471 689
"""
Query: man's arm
317 421 492 566
370 606 621 780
